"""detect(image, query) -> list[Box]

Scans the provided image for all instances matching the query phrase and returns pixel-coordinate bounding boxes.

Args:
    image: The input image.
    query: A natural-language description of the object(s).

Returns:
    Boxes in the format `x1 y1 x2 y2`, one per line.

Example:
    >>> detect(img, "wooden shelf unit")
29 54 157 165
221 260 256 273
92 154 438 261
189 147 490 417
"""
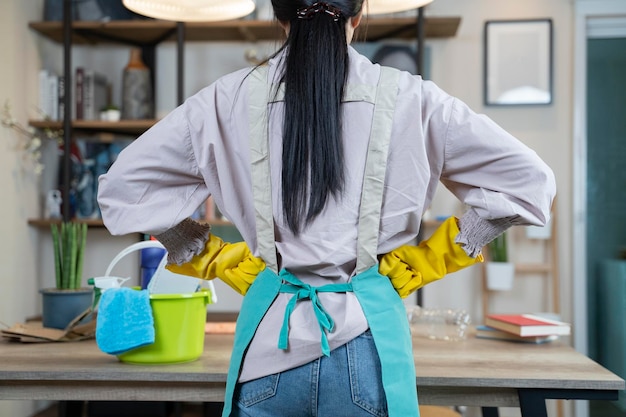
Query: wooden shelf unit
28 13 460 227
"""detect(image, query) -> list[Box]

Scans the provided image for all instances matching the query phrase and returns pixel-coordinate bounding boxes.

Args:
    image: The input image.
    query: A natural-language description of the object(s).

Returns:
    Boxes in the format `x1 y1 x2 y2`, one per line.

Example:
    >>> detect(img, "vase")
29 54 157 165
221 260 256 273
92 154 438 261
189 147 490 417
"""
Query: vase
40 287 93 329
122 48 153 120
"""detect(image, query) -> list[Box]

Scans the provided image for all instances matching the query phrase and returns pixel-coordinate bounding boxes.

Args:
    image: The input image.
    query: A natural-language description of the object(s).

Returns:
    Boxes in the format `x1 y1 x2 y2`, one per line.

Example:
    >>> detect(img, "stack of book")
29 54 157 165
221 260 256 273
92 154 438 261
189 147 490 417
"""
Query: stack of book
38 67 109 121
38 69 63 121
476 313 571 344
75 67 109 120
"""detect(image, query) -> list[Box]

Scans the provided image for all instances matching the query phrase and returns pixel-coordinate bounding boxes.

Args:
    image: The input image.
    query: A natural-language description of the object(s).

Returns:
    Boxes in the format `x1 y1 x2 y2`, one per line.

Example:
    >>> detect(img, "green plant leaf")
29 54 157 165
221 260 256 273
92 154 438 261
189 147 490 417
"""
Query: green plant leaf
50 223 62 289
74 223 87 289
487 233 508 262
51 221 88 290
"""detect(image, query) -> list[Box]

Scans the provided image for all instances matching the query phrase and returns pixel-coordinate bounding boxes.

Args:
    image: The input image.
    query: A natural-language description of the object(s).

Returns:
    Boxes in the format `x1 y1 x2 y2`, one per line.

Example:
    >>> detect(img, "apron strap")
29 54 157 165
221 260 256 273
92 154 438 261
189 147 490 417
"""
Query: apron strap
248 67 395 273
248 66 279 273
247 64 400 355
356 66 401 274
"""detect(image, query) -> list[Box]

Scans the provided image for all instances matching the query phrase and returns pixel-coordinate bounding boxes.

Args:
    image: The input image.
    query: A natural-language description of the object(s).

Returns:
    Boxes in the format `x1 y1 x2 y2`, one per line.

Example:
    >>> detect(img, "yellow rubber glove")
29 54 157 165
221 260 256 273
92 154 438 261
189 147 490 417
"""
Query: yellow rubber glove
166 234 265 295
379 216 484 298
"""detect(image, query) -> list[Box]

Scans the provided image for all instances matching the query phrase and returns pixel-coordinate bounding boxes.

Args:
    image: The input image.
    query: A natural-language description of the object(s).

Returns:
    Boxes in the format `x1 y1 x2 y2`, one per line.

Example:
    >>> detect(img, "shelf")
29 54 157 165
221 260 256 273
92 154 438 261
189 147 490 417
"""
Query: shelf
515 263 553 274
28 218 108 228
28 218 234 228
29 119 155 136
29 16 460 45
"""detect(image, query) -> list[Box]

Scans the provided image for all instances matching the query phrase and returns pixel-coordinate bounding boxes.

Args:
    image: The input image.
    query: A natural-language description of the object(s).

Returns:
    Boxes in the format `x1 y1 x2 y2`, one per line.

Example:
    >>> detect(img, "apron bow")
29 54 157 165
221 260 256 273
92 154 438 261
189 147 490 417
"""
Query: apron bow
278 271 353 356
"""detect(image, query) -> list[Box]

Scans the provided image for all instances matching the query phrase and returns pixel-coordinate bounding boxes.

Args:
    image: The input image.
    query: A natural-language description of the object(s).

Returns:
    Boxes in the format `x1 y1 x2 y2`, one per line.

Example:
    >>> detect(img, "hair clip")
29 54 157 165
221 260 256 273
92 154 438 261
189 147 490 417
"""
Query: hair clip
296 2 343 22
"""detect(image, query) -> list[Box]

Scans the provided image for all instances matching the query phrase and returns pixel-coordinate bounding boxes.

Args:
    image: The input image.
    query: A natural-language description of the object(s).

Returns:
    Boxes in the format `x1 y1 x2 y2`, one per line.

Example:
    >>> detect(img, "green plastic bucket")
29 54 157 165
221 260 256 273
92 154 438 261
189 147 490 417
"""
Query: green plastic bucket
117 290 212 364
98 241 216 365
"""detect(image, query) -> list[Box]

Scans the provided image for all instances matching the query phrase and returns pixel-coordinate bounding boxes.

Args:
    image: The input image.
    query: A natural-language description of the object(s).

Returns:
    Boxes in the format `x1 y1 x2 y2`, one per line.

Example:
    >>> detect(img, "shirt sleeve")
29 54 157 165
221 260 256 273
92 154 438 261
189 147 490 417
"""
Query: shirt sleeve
423 81 556 227
97 98 211 236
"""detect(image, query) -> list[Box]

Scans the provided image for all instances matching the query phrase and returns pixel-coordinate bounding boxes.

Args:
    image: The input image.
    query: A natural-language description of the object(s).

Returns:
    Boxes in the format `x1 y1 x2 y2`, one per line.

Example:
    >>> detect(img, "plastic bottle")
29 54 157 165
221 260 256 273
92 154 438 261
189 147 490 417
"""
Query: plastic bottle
141 246 167 290
87 276 130 309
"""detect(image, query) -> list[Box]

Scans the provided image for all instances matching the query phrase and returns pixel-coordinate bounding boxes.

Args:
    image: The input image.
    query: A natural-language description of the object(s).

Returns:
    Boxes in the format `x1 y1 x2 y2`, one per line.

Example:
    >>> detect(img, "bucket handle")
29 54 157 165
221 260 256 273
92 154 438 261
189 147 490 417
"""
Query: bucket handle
105 240 165 277
104 240 217 304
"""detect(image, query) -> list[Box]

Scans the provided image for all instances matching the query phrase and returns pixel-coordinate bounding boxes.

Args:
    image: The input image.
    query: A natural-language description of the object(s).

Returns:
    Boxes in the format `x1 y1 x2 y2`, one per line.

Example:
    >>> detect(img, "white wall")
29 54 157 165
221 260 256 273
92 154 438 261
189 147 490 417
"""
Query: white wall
2 0 576 416
419 0 573 328
1 0 41 321
0 1 48 416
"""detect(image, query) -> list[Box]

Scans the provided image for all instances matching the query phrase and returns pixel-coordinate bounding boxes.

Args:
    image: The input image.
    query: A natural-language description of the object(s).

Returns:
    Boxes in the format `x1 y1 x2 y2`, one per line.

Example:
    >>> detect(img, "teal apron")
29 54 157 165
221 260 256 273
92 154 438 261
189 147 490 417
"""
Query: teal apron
221 66 419 417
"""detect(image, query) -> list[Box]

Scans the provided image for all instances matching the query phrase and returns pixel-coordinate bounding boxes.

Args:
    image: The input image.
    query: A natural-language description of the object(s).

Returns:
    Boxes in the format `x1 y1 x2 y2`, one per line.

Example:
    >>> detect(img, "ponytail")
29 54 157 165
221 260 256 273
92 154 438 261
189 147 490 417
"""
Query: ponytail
271 0 363 234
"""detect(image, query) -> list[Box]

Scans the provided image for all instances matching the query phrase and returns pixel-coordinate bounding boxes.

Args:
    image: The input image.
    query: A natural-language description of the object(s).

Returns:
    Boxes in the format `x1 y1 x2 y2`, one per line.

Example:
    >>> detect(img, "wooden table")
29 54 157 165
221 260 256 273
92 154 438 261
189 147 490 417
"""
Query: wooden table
0 334 623 417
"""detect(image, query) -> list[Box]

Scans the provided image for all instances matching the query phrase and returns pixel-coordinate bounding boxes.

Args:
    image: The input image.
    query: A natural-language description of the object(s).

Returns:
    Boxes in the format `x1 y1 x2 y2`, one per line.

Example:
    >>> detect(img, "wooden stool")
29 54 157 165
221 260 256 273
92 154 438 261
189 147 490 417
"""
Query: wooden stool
419 405 462 417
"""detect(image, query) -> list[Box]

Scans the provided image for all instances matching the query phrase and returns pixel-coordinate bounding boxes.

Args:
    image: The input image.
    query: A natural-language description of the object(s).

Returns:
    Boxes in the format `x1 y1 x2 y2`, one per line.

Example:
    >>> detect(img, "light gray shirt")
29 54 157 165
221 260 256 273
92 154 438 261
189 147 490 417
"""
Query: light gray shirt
98 47 556 382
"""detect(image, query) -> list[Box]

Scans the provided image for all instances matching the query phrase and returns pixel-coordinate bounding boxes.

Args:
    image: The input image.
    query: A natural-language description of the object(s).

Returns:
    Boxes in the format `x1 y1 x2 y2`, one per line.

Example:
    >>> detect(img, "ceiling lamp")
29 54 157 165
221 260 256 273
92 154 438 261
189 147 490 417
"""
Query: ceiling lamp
366 0 433 15
122 0 256 22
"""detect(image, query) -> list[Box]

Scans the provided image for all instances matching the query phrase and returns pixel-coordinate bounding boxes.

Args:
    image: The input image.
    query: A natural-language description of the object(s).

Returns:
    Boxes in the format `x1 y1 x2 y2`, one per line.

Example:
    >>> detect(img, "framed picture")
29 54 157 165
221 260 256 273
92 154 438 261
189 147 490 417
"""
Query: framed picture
484 19 553 106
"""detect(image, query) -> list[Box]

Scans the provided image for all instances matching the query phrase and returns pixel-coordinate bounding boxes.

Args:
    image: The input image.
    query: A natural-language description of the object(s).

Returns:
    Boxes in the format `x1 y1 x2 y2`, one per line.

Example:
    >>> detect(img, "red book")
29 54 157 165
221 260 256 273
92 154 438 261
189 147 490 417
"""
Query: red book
485 314 571 337
475 325 559 344
75 67 84 120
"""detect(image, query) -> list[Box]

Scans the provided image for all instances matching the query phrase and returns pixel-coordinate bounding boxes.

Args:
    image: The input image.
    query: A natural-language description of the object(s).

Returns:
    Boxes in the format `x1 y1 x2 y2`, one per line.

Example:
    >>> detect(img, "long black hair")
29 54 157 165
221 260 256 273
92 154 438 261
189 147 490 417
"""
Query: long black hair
271 0 364 234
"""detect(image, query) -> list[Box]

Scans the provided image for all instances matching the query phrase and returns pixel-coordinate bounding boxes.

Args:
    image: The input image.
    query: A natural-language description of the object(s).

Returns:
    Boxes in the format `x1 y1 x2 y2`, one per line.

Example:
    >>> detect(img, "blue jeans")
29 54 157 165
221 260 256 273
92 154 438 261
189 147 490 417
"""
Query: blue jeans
232 330 388 417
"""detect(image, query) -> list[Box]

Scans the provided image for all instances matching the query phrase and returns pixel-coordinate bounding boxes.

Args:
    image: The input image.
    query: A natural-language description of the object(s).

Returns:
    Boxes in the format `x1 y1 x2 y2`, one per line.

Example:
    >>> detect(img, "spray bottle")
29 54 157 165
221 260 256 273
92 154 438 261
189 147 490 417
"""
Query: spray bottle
87 276 130 310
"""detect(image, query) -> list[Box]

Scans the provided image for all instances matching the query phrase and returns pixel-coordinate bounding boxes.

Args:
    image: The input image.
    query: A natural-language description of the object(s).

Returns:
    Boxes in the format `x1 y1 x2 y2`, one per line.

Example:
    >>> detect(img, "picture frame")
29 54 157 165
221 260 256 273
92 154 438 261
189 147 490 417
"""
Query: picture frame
484 19 553 106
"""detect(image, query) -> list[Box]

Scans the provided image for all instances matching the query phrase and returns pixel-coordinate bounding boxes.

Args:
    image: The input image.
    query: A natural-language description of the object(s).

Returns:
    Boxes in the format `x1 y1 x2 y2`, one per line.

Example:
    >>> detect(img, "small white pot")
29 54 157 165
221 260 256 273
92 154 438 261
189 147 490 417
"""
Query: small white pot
486 262 515 291
100 109 121 122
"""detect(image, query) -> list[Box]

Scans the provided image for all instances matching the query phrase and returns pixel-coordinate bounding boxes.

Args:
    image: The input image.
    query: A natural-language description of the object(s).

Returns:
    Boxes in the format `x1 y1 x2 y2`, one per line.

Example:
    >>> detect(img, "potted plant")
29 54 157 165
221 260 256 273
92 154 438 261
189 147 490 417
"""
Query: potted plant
40 221 92 329
485 232 515 291
100 104 121 122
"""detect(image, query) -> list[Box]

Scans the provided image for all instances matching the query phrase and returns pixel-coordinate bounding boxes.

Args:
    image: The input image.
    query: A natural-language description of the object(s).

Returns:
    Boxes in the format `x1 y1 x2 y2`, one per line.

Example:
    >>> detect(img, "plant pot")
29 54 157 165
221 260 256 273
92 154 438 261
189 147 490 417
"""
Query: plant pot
485 262 515 291
40 288 93 329
100 108 121 121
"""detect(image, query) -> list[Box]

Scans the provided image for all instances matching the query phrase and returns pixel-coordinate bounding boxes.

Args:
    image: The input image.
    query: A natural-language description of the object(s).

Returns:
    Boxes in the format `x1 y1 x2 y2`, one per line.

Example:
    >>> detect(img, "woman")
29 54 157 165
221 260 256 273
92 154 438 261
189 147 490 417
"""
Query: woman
97 1 556 416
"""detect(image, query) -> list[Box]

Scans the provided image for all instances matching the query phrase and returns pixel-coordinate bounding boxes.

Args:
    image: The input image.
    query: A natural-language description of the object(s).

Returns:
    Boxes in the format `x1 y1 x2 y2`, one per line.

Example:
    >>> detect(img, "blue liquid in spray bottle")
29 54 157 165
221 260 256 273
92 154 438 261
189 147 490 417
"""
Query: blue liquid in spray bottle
140 241 166 290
